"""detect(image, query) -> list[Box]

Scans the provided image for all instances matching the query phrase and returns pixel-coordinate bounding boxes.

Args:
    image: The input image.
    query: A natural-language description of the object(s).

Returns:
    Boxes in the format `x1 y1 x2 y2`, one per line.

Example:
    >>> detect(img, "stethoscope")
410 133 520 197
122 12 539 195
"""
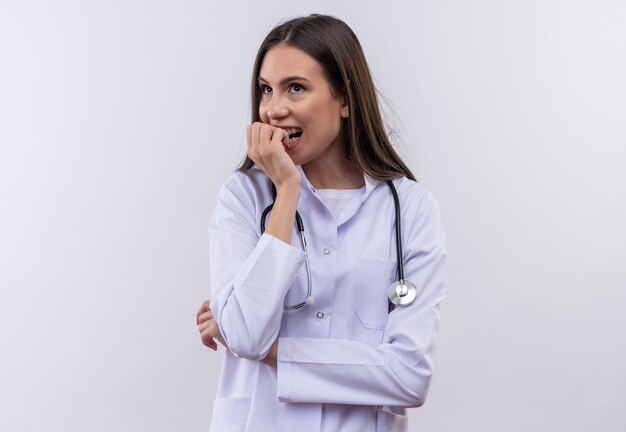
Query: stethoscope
260 180 418 310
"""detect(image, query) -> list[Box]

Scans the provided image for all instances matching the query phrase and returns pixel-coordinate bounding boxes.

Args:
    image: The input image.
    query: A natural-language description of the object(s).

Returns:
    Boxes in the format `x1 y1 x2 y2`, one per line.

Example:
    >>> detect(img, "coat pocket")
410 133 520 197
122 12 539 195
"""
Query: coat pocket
355 256 396 330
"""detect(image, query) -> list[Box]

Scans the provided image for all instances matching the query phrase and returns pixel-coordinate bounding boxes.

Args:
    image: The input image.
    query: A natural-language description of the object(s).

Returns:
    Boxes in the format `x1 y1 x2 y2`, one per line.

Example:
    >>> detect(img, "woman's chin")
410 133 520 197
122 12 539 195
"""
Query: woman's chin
286 147 302 164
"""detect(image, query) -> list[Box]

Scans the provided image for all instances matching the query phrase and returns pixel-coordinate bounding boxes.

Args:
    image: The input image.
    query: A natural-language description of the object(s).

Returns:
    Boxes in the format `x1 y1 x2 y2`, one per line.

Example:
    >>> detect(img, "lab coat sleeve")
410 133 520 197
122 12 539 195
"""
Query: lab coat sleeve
276 188 446 407
209 172 306 360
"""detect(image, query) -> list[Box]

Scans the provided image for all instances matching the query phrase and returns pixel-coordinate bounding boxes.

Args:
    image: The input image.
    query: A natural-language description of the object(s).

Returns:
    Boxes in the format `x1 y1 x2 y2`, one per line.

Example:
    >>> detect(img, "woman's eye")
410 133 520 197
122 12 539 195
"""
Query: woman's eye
291 83 304 92
260 85 272 94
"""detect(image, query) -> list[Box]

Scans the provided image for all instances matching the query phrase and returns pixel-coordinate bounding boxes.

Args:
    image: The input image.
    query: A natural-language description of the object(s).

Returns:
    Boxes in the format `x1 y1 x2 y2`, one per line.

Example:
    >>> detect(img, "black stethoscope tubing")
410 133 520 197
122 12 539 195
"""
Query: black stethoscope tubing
386 179 404 283
260 179 413 310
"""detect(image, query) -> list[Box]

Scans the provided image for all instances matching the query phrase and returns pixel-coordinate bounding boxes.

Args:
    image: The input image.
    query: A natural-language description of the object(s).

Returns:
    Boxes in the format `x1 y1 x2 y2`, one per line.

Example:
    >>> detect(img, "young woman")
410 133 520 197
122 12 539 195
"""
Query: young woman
196 14 447 432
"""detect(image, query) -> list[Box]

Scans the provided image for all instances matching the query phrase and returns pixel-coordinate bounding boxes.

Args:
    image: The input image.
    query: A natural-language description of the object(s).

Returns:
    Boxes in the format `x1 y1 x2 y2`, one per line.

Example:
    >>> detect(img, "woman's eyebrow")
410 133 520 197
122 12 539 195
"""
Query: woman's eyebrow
257 75 311 86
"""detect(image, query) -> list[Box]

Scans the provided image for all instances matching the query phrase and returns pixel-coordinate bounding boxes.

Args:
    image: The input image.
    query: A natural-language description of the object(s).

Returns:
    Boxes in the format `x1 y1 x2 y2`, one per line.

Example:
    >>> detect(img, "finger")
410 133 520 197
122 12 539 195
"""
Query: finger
259 124 274 156
247 123 262 152
198 320 211 333
197 310 214 325
253 122 263 148
272 127 289 149
198 318 219 336
248 122 263 160
195 299 210 325
200 324 219 350
200 331 217 351
199 310 214 321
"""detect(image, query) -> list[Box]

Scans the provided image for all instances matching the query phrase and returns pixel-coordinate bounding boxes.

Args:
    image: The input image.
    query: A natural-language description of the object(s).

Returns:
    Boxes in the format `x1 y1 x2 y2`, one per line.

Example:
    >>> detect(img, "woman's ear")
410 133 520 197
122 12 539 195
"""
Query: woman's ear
340 80 350 118
340 95 349 118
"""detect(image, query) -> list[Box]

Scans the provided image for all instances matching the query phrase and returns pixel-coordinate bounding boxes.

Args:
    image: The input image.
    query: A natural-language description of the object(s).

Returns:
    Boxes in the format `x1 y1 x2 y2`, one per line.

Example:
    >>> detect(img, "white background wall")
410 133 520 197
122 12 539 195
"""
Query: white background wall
1 1 625 431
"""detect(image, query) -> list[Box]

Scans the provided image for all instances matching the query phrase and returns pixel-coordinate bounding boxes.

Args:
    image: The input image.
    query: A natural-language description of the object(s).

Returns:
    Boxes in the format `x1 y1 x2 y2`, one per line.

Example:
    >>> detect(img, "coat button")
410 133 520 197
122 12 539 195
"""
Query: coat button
323 248 331 255
316 312 324 319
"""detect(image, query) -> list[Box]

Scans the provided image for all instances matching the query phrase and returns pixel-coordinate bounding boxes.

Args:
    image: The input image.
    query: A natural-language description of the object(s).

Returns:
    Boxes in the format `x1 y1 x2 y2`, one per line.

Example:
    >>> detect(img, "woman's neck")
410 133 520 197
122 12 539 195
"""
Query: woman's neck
302 157 364 190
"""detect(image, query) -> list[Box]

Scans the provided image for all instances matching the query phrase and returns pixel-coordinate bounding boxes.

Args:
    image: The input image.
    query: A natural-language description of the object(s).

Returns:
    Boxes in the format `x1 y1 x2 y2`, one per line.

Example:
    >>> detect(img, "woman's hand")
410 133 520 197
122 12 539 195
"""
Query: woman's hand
246 122 301 191
196 300 278 368
259 338 279 369
196 300 226 351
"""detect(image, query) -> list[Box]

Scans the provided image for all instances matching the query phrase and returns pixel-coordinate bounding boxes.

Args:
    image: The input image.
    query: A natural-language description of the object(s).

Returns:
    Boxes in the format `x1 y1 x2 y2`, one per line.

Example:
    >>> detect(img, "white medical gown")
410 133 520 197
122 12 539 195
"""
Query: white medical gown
208 166 447 432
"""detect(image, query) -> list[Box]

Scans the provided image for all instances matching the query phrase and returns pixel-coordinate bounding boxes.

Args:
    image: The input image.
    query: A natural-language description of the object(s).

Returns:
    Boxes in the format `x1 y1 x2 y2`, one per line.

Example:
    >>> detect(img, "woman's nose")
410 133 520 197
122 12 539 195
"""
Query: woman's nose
265 97 289 121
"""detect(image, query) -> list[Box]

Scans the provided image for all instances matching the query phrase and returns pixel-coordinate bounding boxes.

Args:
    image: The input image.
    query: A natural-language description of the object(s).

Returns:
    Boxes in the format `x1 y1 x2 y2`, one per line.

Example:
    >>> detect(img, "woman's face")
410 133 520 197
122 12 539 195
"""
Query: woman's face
258 44 348 167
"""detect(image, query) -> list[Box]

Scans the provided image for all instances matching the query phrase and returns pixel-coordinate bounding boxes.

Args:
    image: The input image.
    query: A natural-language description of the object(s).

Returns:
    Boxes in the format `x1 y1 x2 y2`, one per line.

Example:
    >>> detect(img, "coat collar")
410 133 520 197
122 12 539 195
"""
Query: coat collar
296 165 384 204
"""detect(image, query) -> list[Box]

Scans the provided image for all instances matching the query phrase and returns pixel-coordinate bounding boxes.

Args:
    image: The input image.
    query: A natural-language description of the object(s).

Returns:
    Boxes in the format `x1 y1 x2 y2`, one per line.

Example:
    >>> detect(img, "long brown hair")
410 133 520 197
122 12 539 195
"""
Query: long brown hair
238 14 416 181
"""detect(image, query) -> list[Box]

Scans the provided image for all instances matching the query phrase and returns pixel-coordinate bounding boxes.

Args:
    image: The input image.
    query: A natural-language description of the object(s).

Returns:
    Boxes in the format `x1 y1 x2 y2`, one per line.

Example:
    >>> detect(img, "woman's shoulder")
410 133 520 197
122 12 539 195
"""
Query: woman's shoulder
217 168 270 207
393 177 445 244
392 176 439 213
220 167 268 193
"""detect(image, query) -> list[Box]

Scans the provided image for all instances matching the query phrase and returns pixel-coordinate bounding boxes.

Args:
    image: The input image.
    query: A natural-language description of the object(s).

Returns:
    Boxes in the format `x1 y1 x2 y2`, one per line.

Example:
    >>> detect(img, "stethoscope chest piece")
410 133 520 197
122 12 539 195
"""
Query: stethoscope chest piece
388 279 418 306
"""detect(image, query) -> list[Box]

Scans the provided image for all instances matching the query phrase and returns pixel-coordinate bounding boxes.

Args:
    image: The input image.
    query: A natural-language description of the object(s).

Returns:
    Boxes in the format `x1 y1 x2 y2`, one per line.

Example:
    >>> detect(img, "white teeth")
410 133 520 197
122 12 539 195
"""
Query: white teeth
286 127 302 136
285 127 303 144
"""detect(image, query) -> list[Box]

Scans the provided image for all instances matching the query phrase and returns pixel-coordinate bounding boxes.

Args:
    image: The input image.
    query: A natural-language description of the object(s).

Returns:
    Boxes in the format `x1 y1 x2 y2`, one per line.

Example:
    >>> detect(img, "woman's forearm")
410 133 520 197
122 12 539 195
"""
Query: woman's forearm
264 184 301 245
